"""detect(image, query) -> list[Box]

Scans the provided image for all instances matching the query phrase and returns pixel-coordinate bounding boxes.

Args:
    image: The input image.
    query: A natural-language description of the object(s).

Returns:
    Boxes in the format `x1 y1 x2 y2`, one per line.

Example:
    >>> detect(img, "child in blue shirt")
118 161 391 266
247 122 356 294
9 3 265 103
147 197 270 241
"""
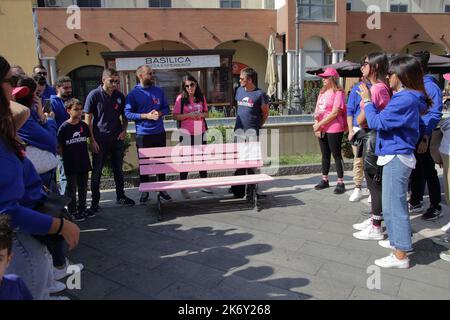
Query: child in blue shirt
0 215 33 300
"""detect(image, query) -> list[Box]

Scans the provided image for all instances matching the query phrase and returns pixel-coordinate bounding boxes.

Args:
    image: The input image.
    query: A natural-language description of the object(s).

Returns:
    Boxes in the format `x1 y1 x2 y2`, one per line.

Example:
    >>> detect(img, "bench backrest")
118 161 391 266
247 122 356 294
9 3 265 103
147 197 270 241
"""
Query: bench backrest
138 142 263 175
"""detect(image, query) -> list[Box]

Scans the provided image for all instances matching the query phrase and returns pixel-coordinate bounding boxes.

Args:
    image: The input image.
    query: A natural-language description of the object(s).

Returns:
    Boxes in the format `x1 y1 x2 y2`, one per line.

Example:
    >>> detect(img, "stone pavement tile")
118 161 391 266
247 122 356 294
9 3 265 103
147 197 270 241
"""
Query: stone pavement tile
254 266 354 300
102 263 177 297
225 229 306 252
319 220 356 236
109 242 170 270
224 214 290 235
298 241 372 268
348 287 401 300
317 261 402 297
67 243 124 274
153 258 226 289
80 230 130 251
239 209 324 230
248 247 324 275
102 287 155 300
281 225 345 246
410 248 450 271
366 254 450 290
397 279 450 300
65 270 122 300
155 281 223 300
211 274 307 300
338 235 394 256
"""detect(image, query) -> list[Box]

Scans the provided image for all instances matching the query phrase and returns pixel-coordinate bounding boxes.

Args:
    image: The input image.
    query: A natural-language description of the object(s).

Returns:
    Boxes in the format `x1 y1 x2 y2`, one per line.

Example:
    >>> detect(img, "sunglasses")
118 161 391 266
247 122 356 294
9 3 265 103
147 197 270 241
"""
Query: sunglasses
239 77 246 81
2 77 14 85
37 72 47 76
185 83 196 89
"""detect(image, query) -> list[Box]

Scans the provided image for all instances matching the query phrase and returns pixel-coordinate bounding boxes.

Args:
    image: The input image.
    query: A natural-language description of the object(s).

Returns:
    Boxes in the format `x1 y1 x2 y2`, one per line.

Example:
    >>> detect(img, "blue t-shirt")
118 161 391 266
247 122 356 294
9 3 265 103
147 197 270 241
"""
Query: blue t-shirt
57 121 92 174
0 275 33 300
41 85 56 106
234 86 269 132
50 95 70 129
84 86 126 140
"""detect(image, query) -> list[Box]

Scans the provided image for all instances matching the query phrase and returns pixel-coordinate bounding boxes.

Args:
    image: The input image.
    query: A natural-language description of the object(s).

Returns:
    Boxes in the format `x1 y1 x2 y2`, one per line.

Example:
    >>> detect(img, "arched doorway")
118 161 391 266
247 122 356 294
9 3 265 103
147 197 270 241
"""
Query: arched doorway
215 40 268 90
68 66 104 104
345 41 384 62
135 41 192 51
400 41 448 55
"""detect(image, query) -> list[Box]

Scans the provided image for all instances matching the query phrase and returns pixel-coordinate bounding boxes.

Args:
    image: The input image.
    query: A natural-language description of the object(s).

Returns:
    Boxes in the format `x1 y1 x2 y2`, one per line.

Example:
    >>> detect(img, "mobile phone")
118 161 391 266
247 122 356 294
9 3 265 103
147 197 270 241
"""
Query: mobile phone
43 99 52 113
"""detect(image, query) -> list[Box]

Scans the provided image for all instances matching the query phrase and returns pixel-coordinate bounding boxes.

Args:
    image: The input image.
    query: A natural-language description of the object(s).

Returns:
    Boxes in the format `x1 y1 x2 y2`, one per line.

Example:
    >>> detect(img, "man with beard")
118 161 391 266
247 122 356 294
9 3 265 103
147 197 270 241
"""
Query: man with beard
125 65 171 203
51 76 73 194
33 65 56 106
84 68 135 214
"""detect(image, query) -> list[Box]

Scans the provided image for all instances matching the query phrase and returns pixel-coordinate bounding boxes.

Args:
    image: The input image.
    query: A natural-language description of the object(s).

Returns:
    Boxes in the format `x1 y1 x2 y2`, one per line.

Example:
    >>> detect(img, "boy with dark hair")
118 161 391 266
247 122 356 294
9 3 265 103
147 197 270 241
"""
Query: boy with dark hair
57 99 93 222
0 215 33 300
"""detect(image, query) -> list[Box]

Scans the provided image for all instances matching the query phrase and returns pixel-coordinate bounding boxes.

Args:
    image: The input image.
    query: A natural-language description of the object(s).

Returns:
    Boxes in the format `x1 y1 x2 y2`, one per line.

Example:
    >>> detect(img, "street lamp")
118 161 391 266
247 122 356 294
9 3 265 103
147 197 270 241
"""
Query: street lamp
291 0 304 114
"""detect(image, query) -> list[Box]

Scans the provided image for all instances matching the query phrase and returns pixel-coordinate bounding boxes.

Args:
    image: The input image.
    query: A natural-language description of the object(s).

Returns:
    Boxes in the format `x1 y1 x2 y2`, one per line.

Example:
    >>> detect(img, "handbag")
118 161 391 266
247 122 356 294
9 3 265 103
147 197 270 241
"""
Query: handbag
34 188 73 221
430 128 444 165
25 145 58 174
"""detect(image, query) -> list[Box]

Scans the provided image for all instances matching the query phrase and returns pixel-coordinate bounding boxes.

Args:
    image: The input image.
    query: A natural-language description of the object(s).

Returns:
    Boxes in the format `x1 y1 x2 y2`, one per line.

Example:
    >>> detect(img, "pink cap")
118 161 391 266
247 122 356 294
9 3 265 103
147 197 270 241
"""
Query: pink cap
444 73 450 81
318 68 340 79
12 87 30 99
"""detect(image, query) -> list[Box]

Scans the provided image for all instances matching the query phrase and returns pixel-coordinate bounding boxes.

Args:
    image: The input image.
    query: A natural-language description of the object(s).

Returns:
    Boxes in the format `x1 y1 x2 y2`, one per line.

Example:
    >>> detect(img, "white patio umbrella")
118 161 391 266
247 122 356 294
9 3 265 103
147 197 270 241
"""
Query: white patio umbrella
265 34 278 98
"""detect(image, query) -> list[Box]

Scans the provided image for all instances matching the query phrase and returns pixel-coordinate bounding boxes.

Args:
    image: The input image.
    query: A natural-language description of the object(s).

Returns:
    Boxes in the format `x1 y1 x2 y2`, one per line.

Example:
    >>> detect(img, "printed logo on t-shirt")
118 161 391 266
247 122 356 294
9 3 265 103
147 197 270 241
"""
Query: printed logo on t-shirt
239 97 254 108
152 96 160 105
317 95 327 113
67 130 87 145
114 103 119 111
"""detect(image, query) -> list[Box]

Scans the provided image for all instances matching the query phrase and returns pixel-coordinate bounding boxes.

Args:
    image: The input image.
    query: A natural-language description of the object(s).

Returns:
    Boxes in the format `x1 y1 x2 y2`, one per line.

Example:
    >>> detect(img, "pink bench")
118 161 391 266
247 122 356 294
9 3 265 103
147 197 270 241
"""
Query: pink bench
138 142 274 220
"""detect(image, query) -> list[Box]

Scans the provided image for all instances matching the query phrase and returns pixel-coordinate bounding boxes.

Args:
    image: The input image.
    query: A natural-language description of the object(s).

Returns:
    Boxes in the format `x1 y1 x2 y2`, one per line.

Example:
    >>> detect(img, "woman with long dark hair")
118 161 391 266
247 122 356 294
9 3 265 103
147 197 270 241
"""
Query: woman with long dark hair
358 55 430 268
0 55 80 298
353 52 391 241
313 68 347 195
173 75 210 198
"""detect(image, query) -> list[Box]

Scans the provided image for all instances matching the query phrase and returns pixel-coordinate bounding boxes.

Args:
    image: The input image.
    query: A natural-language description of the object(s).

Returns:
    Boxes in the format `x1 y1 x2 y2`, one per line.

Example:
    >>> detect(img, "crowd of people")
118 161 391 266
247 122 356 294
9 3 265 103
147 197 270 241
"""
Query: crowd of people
0 49 449 299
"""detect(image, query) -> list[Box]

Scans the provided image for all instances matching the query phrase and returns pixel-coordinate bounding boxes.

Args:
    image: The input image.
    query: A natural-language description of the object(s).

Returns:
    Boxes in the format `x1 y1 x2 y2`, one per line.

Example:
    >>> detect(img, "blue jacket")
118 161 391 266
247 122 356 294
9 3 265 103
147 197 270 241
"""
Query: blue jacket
365 89 428 156
50 95 69 128
0 140 52 235
347 83 363 128
18 108 58 154
125 84 169 136
41 85 56 105
422 75 443 137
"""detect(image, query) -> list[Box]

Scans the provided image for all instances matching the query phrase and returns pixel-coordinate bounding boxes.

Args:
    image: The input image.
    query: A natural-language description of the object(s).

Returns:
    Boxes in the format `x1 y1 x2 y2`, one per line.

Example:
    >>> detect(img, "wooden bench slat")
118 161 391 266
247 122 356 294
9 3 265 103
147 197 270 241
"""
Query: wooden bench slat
139 153 241 165
139 161 263 175
139 174 274 192
138 142 261 158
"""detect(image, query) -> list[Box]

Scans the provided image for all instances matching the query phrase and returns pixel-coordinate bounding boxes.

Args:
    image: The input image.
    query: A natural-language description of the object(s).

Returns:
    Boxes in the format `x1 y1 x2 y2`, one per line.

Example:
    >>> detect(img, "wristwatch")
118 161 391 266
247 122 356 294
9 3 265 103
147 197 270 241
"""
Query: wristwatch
363 99 372 105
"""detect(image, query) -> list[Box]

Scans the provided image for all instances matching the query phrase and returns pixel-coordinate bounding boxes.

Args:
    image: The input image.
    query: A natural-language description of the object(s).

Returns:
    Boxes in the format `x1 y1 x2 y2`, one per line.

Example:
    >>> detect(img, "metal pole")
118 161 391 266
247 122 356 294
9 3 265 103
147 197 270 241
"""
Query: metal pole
292 0 303 114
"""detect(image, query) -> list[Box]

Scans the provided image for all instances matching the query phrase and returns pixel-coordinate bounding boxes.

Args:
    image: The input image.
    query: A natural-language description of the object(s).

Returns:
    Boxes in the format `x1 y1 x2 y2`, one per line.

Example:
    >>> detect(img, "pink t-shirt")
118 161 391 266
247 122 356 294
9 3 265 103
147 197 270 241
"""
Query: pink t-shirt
314 89 347 133
173 95 208 136
360 82 391 128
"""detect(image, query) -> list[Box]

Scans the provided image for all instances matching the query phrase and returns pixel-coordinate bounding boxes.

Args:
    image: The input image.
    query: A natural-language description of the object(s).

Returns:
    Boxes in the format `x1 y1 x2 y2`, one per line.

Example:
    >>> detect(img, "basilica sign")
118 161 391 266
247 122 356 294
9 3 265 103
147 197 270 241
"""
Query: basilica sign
116 55 221 71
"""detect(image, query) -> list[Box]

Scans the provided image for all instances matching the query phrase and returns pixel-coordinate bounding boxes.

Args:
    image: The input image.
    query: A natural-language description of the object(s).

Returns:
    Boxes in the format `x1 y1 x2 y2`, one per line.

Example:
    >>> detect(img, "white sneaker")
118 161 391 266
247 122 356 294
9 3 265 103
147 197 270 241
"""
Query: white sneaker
353 218 372 231
54 260 84 281
353 225 385 241
440 250 450 262
441 222 450 233
379 240 395 249
375 253 410 269
180 189 191 199
349 188 363 202
49 280 66 294
200 187 213 194
367 195 372 203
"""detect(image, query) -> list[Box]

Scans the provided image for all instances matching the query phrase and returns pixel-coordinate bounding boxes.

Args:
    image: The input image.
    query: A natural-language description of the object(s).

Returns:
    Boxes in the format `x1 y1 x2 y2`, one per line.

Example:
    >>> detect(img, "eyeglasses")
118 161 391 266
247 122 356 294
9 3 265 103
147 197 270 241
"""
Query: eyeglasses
185 83 196 89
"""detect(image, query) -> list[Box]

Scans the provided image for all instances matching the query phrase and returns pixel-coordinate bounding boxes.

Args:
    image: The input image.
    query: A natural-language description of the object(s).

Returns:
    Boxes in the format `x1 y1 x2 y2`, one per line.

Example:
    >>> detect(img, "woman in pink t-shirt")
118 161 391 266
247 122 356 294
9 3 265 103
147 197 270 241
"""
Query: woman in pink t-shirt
353 52 391 242
313 68 348 195
173 75 210 198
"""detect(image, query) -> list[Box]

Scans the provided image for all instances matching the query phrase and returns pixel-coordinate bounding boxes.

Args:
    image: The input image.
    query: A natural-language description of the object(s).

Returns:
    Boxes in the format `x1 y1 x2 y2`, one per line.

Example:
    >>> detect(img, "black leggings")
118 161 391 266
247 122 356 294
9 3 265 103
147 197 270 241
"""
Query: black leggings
179 134 207 180
365 171 383 225
318 132 344 179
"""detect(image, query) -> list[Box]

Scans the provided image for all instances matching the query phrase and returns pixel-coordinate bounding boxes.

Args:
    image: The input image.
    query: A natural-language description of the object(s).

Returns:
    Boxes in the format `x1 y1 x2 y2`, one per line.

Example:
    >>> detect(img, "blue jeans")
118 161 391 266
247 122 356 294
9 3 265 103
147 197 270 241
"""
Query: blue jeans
6 231 52 300
382 157 413 252
57 155 66 195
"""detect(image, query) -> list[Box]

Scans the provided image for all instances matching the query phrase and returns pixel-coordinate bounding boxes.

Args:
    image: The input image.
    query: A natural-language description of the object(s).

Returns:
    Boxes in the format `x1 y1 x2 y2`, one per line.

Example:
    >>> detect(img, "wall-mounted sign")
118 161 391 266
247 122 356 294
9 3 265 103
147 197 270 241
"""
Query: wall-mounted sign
116 55 221 71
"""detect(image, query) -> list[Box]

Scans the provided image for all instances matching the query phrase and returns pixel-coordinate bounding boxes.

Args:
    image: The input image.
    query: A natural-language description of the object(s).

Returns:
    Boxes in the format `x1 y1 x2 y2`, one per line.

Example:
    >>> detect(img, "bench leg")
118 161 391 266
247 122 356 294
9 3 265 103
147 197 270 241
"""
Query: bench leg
247 184 258 209
156 192 163 221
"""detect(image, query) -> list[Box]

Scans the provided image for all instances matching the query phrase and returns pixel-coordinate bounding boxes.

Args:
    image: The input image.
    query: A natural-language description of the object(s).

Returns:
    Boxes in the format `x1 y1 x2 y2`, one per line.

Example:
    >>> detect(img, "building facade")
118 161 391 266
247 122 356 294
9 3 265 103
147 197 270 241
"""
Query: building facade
20 0 450 103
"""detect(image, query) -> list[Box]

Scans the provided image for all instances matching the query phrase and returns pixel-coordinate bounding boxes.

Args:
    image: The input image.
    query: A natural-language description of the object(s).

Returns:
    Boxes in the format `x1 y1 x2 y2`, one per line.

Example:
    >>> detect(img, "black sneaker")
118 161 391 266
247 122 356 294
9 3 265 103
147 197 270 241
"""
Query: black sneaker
315 180 330 190
408 203 424 213
89 204 100 213
334 183 346 195
116 196 136 206
422 207 442 221
140 192 150 204
84 208 96 218
159 191 172 202
71 211 86 222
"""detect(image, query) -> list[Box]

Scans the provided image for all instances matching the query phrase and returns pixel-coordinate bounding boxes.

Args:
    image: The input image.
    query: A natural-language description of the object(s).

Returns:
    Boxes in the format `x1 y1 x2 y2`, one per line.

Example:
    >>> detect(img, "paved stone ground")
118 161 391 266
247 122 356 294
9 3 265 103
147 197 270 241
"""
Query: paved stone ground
64 172 450 300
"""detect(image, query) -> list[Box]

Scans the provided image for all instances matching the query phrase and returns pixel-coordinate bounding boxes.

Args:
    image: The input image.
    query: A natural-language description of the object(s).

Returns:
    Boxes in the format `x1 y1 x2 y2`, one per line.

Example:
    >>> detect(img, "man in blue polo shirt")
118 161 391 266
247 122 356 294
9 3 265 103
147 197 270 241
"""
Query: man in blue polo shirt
84 68 135 214
125 65 171 203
